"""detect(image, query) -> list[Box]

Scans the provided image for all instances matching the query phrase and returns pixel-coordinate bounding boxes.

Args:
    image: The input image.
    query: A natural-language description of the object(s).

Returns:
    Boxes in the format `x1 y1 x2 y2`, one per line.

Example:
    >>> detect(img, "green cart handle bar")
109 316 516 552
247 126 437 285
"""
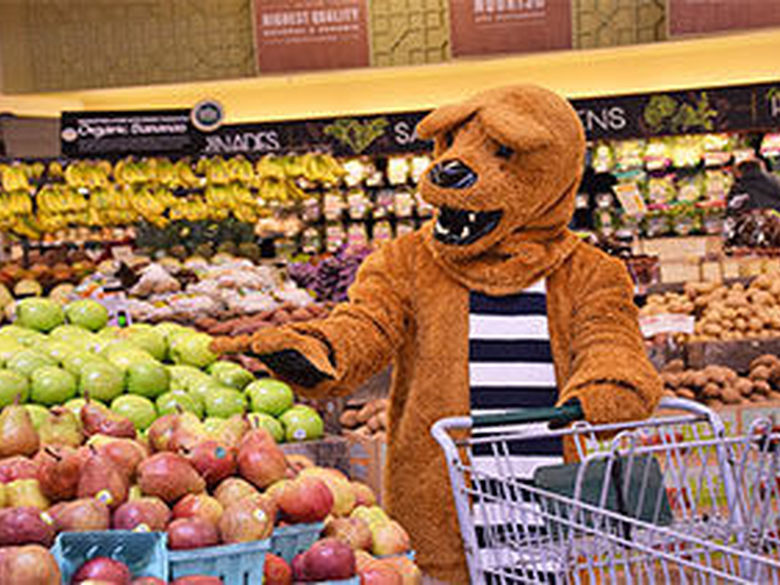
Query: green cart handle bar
472 401 585 428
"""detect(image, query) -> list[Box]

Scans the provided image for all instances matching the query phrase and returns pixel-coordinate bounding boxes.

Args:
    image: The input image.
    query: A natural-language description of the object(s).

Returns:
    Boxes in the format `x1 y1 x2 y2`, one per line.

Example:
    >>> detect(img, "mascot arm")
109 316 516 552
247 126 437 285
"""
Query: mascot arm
557 256 662 424
237 242 411 398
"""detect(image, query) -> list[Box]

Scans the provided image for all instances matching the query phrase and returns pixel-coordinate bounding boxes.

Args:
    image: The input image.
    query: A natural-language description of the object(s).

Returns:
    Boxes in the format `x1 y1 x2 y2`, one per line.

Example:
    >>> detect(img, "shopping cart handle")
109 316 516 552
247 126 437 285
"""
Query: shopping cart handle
472 400 584 428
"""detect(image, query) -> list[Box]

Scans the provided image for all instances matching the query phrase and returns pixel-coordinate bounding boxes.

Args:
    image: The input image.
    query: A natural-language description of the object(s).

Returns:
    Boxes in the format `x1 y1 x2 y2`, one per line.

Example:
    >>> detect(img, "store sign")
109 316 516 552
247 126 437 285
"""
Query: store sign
669 0 780 36
449 0 572 58
638 314 695 338
60 110 196 157
254 0 370 73
60 81 780 157
195 112 430 157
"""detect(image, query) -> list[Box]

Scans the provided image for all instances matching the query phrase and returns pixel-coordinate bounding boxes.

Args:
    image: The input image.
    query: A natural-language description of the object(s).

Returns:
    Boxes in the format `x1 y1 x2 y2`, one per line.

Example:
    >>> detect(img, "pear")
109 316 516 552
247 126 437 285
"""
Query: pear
37 406 82 448
5 479 49 510
77 448 129 510
237 429 287 490
147 413 178 452
112 497 171 532
0 400 40 458
216 414 249 450
218 494 275 544
0 483 5 507
87 435 147 482
137 453 205 504
213 477 259 509
0 507 55 547
48 498 109 532
80 396 136 439
0 544 62 584
169 411 207 452
34 446 82 502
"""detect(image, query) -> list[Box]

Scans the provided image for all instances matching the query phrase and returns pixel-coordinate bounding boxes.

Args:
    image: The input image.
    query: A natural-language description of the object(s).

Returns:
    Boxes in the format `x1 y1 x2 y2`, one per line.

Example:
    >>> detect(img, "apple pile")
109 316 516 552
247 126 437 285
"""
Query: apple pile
70 556 222 585
0 297 324 442
0 402 419 583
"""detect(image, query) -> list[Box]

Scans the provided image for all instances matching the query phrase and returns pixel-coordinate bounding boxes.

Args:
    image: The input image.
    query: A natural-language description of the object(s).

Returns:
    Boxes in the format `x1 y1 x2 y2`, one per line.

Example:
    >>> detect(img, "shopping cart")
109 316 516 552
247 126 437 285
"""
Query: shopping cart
431 397 780 584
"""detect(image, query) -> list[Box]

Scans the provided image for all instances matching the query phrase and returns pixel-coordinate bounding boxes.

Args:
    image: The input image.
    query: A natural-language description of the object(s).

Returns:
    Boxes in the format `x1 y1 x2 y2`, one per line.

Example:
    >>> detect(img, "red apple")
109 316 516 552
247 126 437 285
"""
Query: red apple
112 497 171 532
172 493 224 527
293 538 356 581
0 456 39 483
264 553 292 585
275 476 333 524
71 557 131 585
183 440 236 489
167 517 219 550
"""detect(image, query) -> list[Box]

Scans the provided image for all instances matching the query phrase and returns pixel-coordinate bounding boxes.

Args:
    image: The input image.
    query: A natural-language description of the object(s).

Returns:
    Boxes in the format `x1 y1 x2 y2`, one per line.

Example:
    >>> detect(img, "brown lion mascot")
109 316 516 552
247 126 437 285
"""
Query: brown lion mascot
214 85 661 583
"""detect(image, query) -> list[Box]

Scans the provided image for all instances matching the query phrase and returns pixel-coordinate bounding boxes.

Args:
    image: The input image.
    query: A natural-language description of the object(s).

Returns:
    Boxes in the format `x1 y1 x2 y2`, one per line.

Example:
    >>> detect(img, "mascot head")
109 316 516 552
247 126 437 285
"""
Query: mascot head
416 85 586 262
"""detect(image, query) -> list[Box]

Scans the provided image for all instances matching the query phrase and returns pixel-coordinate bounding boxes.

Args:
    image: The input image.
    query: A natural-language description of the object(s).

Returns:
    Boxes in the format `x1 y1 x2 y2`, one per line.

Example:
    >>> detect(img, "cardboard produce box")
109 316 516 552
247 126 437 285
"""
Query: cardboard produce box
344 431 387 504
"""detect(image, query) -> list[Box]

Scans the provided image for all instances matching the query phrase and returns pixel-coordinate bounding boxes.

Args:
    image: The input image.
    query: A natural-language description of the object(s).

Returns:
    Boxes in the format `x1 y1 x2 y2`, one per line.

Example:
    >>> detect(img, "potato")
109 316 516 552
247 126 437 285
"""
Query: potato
750 365 771 381
339 410 359 428
662 359 685 374
356 402 377 424
750 354 778 371
769 364 780 388
689 372 708 388
367 415 382 433
376 411 388 429
753 380 772 396
705 399 724 409
677 388 695 400
735 378 754 397
721 388 741 404
701 383 721 399
750 393 766 403
663 390 677 398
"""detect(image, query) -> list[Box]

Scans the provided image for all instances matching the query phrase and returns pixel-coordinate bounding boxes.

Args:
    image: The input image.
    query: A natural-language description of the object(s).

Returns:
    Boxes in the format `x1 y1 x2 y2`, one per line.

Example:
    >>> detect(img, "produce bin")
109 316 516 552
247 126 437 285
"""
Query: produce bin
168 538 270 585
271 522 324 563
51 530 168 584
345 432 387 503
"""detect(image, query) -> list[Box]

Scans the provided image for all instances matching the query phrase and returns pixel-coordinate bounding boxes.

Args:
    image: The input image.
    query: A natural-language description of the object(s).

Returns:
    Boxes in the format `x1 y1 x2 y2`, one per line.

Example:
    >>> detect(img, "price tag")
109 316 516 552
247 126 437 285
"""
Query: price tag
111 245 134 262
639 313 695 338
612 183 647 216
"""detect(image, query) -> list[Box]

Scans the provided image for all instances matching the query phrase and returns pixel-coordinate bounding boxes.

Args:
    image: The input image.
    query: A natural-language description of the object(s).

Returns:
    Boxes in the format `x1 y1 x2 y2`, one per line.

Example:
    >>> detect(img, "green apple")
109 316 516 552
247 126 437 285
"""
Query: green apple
64 397 88 419
30 366 77 405
63 351 103 377
121 326 167 361
245 379 294 417
15 298 65 332
0 369 30 406
96 326 120 340
168 365 211 392
156 390 203 418
106 347 155 372
78 361 125 402
49 324 93 342
208 361 255 390
154 321 187 341
7 349 55 377
246 412 284 443
0 326 46 347
126 360 170 398
279 405 324 442
111 395 157 430
0 338 24 365
24 404 49 430
39 340 73 364
64 299 109 331
169 332 217 368
187 378 226 405
204 387 247 418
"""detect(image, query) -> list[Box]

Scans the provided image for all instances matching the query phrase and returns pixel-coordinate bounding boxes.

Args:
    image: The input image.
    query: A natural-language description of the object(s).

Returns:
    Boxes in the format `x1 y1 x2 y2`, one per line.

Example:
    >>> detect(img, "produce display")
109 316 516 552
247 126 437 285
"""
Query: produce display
0 297 325 443
0 399 418 584
288 246 372 304
660 358 780 408
339 399 388 441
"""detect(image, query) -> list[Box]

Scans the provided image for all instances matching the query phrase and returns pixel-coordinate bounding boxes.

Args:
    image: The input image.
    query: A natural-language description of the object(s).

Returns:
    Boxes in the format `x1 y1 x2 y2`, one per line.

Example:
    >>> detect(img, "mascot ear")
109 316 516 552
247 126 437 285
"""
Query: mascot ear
479 105 555 153
416 101 479 140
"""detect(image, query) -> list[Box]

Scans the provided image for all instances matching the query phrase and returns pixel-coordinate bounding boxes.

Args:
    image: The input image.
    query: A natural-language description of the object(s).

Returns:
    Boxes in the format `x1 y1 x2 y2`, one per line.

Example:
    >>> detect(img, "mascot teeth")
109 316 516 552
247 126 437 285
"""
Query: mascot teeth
433 206 502 246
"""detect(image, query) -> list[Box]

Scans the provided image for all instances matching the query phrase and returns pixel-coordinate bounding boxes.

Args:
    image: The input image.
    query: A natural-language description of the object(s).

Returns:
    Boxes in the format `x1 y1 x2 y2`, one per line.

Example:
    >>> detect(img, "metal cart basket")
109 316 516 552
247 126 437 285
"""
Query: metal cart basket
431 397 780 584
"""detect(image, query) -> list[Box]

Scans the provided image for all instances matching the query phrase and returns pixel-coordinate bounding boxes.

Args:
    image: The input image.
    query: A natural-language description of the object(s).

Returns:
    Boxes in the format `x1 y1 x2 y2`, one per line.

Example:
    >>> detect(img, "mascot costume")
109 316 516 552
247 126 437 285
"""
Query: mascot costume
214 85 662 583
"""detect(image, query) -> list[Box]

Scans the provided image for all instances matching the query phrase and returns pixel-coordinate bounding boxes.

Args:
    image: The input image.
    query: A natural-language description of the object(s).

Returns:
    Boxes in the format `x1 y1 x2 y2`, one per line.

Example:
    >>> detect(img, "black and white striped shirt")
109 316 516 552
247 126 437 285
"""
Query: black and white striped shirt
469 280 564 583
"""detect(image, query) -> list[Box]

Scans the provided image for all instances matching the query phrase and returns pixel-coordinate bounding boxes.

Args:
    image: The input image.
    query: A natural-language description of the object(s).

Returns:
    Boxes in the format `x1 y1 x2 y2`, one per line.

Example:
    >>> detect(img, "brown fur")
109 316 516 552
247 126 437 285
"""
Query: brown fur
224 86 662 582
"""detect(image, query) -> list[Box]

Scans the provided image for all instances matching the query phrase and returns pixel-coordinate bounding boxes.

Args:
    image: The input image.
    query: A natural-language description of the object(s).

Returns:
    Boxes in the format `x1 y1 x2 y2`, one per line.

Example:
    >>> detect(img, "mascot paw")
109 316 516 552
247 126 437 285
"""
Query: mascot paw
254 349 334 388
575 383 652 425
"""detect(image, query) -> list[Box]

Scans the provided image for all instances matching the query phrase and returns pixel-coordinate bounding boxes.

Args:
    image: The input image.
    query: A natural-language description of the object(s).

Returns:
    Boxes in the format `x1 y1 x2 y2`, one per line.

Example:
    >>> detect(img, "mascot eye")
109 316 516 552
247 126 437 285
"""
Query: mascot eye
496 144 515 159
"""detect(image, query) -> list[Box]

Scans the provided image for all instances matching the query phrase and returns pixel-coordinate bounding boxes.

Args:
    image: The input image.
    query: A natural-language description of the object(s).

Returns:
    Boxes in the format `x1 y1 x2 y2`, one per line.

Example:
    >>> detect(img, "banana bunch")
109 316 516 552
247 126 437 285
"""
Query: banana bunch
257 177 306 203
301 152 347 185
128 187 169 227
255 156 288 181
168 196 211 222
173 159 203 188
0 164 31 192
227 156 255 184
36 185 88 214
114 157 156 185
0 191 33 220
64 161 110 189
